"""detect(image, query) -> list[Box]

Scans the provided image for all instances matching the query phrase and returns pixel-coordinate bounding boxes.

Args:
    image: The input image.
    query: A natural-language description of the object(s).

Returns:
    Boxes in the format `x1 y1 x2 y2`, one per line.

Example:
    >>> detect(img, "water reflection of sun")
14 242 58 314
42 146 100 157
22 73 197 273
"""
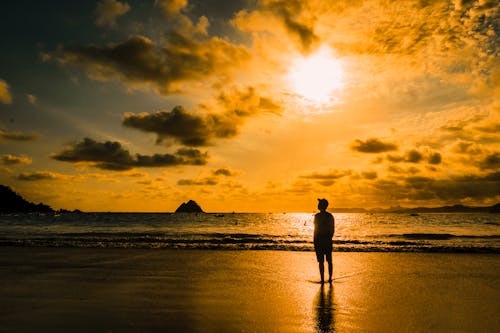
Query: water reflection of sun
287 46 344 106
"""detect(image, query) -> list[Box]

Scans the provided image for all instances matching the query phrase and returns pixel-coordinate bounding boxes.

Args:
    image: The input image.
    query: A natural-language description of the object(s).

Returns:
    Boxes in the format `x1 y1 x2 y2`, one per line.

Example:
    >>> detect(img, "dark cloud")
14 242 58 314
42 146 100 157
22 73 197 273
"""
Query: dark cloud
404 173 500 201
177 177 218 186
387 149 441 165
94 0 130 28
387 149 423 163
300 169 350 186
300 169 351 180
371 172 500 201
427 152 442 165
361 171 378 180
123 87 281 146
351 138 398 153
476 123 500 133
1 154 32 165
480 152 500 170
0 129 37 142
55 24 249 94
213 167 236 176
17 171 64 181
387 165 421 174
51 138 208 170
264 0 318 52
156 0 188 17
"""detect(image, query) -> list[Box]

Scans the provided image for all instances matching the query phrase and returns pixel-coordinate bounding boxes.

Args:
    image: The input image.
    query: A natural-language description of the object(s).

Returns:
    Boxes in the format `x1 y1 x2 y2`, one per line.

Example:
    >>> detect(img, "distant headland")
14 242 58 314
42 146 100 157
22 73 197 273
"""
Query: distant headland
0 185 53 213
175 200 204 213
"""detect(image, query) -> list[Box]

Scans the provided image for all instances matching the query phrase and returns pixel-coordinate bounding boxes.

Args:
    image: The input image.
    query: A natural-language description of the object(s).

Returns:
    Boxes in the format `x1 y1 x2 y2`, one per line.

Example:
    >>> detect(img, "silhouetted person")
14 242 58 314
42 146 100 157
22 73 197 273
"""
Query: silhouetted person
314 198 335 284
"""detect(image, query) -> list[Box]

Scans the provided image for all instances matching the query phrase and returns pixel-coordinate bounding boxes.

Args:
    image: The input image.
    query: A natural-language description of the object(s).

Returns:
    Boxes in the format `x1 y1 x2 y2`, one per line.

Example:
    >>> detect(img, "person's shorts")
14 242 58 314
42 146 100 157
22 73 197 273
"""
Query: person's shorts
314 242 332 262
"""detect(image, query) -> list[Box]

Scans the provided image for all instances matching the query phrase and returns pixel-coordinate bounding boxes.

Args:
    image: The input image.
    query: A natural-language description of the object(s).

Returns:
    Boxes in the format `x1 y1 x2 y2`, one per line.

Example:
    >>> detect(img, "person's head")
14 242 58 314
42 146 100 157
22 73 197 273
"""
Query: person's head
317 198 328 211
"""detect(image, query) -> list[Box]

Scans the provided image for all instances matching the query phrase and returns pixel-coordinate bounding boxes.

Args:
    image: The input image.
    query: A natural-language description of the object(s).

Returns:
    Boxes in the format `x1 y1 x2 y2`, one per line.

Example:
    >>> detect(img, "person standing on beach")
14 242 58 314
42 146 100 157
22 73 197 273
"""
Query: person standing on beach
314 198 335 284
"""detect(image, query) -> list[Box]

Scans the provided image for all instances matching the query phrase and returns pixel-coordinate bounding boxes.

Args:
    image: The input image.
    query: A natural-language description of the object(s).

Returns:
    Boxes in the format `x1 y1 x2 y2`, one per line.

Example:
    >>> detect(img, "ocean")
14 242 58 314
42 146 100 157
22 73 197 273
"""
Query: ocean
0 212 498 253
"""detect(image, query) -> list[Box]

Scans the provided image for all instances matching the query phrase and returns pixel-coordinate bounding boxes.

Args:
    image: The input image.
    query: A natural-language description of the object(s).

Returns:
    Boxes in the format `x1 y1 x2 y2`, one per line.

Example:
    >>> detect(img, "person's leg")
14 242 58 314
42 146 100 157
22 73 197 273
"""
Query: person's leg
318 260 325 284
315 247 325 283
327 260 333 283
325 249 333 283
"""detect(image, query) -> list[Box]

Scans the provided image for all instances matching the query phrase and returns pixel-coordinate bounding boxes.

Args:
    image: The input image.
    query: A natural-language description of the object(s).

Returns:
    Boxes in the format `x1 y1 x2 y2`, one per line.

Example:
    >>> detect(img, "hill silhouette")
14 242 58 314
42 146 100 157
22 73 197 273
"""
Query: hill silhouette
175 200 204 213
0 185 53 213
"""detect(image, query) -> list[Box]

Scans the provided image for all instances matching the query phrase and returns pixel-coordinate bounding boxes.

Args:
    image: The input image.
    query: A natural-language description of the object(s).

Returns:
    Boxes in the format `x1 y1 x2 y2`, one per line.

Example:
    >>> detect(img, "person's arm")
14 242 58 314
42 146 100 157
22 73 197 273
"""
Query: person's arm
330 215 335 239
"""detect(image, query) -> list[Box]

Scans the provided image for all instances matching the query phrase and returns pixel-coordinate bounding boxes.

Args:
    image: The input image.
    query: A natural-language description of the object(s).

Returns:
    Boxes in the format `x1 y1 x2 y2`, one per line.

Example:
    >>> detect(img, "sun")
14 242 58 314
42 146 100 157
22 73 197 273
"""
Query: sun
287 46 344 104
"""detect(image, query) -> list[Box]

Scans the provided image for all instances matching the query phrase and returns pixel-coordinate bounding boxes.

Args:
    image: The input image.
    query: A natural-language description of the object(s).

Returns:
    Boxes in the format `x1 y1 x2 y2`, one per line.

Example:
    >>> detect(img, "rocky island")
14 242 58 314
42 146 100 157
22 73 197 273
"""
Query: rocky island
175 200 204 213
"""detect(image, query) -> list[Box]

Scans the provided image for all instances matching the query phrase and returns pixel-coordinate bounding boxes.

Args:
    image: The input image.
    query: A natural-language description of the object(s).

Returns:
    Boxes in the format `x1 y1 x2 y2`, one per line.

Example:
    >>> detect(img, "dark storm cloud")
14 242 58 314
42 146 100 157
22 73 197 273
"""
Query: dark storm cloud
56 25 249 94
351 138 398 153
0 129 37 142
123 87 282 146
51 138 208 170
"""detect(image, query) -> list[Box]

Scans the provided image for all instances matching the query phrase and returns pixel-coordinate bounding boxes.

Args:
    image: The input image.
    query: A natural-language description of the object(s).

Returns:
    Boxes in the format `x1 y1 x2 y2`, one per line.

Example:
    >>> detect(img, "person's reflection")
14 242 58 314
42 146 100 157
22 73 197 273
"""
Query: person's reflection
315 284 335 333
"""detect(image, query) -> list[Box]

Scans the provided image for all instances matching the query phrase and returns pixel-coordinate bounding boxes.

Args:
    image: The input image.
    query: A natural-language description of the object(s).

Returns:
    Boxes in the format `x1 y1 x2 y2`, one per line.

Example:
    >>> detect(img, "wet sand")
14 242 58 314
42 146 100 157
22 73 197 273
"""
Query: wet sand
0 248 498 332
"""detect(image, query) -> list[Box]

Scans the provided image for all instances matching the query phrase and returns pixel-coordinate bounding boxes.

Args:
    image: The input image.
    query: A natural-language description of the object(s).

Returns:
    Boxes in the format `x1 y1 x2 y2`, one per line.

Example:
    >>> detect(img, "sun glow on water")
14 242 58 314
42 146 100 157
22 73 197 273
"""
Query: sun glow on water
287 46 344 105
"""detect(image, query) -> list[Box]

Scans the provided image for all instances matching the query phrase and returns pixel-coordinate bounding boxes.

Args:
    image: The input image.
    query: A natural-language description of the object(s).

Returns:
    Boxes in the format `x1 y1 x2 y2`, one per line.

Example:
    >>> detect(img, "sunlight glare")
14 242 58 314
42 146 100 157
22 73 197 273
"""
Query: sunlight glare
287 46 344 104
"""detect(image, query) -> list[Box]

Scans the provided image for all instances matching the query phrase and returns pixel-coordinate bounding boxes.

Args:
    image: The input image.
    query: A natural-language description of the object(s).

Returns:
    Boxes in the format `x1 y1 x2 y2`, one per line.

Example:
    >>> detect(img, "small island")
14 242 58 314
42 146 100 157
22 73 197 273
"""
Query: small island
175 200 204 213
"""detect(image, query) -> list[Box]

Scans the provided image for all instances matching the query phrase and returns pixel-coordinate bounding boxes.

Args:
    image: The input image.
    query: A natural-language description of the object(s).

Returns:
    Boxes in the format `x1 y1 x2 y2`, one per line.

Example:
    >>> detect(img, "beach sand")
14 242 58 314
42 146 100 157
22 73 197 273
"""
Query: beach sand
0 248 498 332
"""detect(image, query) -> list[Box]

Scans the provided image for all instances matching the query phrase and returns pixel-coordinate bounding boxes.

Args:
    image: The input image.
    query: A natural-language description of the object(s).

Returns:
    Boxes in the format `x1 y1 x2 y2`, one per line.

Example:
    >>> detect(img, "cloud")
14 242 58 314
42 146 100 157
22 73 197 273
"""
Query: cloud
17 171 68 181
1 154 32 165
0 79 13 104
370 172 500 202
26 94 37 106
156 0 188 17
427 152 442 165
212 167 237 176
351 138 398 153
177 177 218 186
480 152 500 170
387 149 423 163
361 171 378 180
263 0 318 52
300 169 351 186
51 137 208 170
387 149 442 165
55 21 249 94
95 0 130 28
0 129 38 142
476 123 500 133
123 87 281 146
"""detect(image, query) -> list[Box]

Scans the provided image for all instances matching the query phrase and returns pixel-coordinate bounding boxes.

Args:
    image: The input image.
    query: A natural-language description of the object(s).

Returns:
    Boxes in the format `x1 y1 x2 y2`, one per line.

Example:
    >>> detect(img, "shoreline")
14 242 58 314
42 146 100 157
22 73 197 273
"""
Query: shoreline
0 248 499 332
0 243 498 253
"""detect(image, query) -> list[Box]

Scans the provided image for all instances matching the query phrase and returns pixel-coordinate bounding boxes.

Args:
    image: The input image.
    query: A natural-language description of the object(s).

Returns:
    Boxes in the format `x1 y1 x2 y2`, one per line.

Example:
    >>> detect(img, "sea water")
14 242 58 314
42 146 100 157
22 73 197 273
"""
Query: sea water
0 212 498 252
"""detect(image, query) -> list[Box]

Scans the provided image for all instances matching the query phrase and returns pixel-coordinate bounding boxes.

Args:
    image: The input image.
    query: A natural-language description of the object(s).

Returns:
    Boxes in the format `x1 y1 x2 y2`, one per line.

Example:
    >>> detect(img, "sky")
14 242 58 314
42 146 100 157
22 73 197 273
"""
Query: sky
0 0 498 212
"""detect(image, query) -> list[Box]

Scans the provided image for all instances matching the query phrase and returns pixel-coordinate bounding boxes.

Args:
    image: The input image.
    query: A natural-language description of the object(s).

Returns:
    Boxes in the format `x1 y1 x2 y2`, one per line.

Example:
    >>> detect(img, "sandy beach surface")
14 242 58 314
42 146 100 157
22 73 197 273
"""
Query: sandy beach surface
0 248 498 332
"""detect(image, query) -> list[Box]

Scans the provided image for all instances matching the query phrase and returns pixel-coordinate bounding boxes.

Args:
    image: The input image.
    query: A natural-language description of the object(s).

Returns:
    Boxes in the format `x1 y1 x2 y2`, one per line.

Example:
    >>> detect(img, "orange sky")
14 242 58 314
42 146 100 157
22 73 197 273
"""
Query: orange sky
0 0 498 212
